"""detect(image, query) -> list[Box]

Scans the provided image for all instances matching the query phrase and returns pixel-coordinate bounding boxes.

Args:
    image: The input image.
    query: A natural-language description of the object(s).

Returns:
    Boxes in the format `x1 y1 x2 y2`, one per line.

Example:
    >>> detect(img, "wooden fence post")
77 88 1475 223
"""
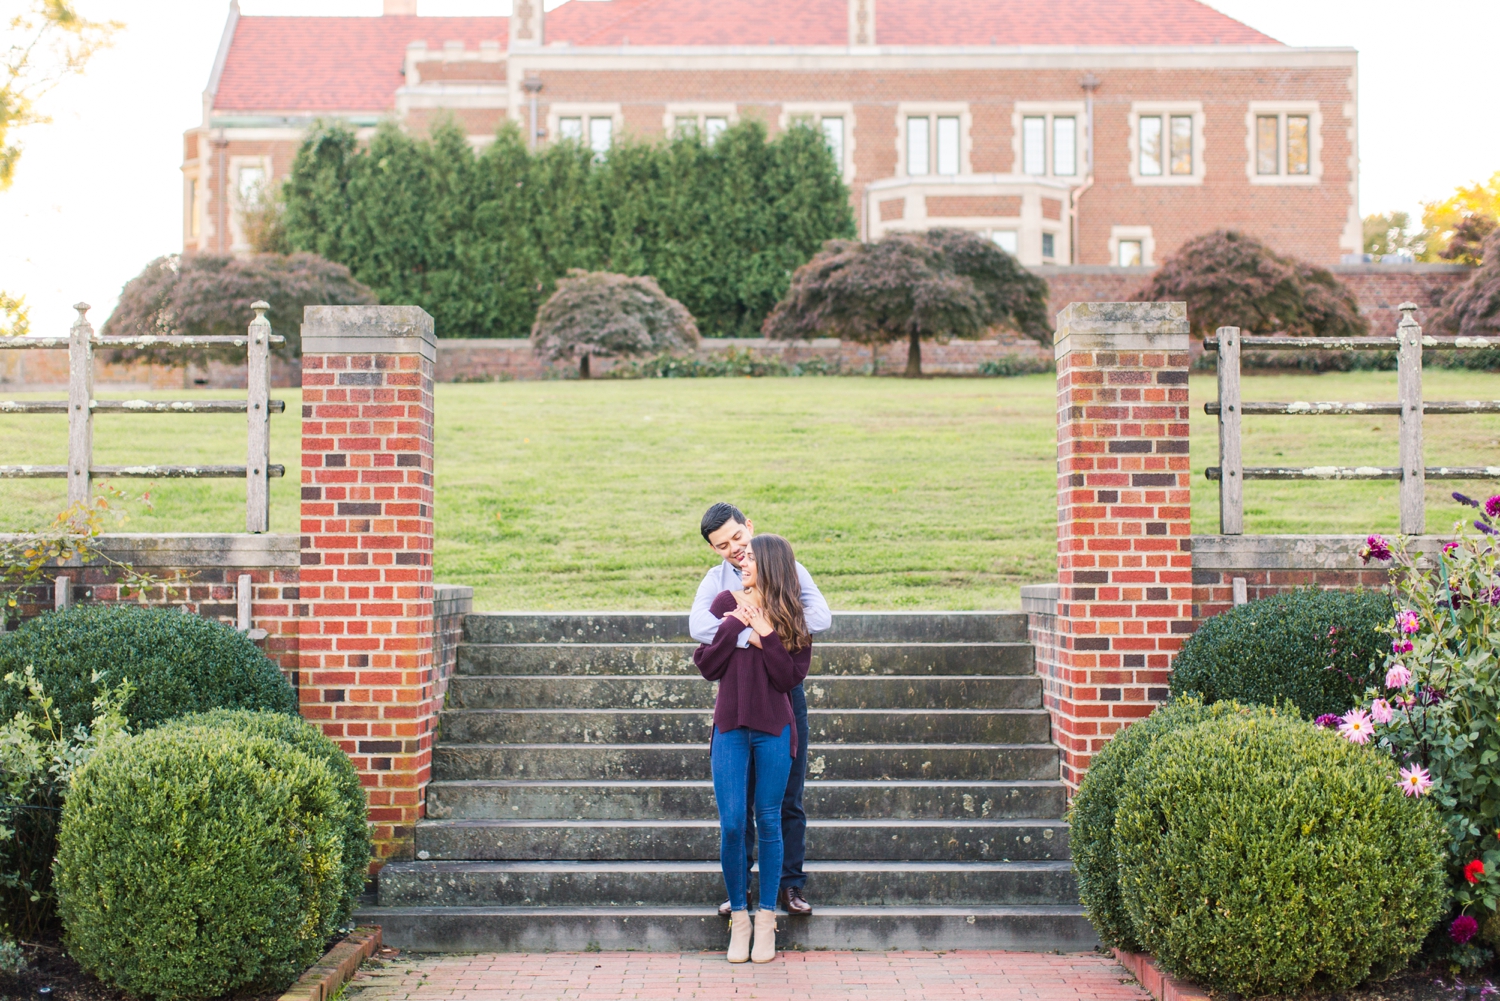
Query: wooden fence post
1397 302 1424 535
1216 325 1243 535
247 301 272 533
67 303 93 507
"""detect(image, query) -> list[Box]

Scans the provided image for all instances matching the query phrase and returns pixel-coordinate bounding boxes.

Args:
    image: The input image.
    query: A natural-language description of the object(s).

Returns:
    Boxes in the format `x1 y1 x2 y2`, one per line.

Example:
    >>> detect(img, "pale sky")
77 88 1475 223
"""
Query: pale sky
0 0 1495 336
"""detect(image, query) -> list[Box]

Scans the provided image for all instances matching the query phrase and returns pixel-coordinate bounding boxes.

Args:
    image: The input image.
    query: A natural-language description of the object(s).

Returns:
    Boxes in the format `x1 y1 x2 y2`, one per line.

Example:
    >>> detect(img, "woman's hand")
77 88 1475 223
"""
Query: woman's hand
725 603 765 647
743 604 775 638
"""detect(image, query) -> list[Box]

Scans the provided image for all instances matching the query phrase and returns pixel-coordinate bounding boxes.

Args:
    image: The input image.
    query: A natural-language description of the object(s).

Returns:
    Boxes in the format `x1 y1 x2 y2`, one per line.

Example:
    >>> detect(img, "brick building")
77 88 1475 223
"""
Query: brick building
183 0 1360 268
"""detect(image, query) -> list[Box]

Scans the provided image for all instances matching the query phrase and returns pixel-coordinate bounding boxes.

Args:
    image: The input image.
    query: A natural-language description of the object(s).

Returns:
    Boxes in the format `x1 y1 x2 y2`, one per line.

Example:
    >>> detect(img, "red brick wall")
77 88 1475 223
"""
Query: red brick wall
1044 302 1194 791
298 306 438 861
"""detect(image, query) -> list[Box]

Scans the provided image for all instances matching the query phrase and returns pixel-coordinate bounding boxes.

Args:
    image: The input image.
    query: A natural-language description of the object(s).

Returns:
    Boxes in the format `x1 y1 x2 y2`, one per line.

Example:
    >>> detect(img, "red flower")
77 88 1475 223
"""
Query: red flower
1465 859 1485 884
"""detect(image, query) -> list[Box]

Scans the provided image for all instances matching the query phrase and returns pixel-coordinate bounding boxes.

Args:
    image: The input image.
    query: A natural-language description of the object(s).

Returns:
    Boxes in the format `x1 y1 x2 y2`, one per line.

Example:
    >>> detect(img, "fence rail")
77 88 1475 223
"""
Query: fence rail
1206 303 1500 535
0 302 285 533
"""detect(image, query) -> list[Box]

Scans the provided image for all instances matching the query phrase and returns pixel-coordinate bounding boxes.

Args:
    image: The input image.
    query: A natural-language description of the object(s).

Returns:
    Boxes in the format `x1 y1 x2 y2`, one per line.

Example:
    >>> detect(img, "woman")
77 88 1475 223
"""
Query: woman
694 533 812 964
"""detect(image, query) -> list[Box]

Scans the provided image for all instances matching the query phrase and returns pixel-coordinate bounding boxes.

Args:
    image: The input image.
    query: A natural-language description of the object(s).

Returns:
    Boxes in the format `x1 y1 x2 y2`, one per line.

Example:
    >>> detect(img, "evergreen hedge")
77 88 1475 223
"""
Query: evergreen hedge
281 118 856 340
1070 697 1289 951
0 604 298 733
1167 588 1391 718
55 720 358 999
1115 714 1447 995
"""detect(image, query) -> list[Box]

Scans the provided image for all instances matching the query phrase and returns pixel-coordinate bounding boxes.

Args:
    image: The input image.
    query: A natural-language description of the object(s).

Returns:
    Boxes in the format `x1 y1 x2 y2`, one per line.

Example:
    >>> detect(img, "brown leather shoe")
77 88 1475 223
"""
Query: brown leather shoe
718 898 733 919
778 886 812 915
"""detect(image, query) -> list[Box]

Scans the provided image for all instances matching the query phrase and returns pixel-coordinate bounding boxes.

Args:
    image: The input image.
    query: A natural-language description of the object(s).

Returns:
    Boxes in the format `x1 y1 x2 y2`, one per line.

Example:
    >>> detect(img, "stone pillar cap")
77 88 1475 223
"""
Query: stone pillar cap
1054 301 1190 356
302 305 436 362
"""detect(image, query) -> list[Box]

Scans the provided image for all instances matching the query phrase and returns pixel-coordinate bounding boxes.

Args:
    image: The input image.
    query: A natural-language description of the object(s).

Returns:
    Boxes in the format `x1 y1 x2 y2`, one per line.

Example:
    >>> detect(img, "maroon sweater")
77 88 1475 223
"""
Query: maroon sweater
693 590 812 756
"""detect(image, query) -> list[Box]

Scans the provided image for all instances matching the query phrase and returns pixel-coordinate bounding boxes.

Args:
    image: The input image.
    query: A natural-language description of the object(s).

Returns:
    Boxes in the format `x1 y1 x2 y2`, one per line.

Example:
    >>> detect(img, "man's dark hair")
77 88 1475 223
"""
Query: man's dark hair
700 502 746 542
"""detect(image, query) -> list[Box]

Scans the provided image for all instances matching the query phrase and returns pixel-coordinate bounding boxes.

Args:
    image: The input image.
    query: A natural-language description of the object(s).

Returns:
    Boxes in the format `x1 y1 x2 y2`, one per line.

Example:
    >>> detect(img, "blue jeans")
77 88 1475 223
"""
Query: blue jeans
711 724 792 912
744 684 809 891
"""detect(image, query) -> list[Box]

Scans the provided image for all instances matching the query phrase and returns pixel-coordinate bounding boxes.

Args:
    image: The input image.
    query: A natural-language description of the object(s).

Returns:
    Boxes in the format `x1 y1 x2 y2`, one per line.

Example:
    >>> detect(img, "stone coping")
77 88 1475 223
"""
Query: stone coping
1019 583 1059 616
1191 533 1450 570
434 583 474 616
12 532 301 568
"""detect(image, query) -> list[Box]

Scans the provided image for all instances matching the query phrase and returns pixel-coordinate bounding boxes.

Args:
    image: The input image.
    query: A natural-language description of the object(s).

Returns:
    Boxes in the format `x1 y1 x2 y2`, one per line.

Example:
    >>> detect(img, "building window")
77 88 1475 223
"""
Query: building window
1139 116 1163 176
1109 225 1154 267
1053 117 1076 177
237 165 265 204
1130 104 1204 186
1256 115 1278 175
589 118 613 156
907 116 930 176
1118 240 1143 267
187 178 199 238
935 117 960 176
559 117 583 142
1041 232 1055 260
821 117 844 169
992 230 1018 255
1022 116 1046 175
1245 105 1320 184
706 116 729 143
674 116 698 136
1169 116 1192 175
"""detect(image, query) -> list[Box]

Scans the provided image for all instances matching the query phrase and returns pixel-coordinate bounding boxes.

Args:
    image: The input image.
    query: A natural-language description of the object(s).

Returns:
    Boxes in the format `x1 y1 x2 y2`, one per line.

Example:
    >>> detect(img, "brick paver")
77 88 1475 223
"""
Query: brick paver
344 950 1149 1001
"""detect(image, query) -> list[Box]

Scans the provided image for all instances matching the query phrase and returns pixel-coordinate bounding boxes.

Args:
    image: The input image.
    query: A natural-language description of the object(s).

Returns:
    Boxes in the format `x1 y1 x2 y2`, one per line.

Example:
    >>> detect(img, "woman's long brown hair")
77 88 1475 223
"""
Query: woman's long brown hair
748 534 810 653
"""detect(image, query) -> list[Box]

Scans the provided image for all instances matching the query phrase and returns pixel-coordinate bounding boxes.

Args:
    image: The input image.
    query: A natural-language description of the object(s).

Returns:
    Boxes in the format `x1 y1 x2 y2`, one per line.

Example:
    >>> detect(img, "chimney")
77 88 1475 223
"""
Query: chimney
510 0 543 48
849 0 875 46
384 0 418 13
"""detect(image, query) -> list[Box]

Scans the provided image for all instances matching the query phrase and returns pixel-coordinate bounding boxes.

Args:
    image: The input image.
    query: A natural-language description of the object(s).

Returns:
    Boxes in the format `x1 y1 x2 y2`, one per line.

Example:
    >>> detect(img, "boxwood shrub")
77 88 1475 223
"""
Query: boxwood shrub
1070 697 1289 951
0 603 297 732
1115 714 1448 995
162 709 372 927
1167 587 1391 718
55 720 354 1000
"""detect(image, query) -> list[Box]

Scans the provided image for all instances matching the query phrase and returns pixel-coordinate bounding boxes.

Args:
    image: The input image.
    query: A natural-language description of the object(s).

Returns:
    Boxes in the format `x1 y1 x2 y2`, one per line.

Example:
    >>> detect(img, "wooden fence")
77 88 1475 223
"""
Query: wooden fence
1205 302 1500 535
0 301 286 533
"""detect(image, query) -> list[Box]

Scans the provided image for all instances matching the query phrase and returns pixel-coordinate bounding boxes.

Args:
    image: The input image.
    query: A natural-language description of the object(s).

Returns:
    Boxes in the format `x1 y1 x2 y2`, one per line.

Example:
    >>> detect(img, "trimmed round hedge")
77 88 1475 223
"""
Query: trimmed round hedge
1115 714 1448 996
55 718 356 1000
162 709 372 928
1167 587 1392 718
0 603 297 732
1070 697 1289 951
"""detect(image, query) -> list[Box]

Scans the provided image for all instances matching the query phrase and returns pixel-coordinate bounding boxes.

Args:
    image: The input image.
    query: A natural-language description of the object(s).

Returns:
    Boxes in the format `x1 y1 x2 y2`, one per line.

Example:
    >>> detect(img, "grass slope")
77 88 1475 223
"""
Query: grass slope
0 370 1494 610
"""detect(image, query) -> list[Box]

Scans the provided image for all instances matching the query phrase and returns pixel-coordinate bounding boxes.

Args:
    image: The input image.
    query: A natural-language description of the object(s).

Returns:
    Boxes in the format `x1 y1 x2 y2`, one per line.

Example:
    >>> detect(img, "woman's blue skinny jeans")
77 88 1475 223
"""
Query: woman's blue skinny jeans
710 725 792 912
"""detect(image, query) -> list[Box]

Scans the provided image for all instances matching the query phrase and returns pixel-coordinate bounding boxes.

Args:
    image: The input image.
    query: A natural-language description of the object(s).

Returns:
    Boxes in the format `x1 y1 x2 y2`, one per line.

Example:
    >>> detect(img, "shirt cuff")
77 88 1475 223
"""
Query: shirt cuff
736 627 753 649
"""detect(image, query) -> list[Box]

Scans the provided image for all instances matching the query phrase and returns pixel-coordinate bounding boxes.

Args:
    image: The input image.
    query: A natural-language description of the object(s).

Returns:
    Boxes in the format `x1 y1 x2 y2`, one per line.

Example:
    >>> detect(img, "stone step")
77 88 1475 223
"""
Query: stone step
354 904 1098 953
433 742 1062 782
445 675 1043 711
463 612 1029 645
426 779 1067 821
456 642 1036 678
376 859 1078 908
438 709 1053 745
414 818 1068 862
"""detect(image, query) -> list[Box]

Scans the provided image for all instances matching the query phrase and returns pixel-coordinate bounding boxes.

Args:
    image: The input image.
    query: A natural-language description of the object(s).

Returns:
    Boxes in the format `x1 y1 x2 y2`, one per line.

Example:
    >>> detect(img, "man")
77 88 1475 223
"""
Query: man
690 502 830 917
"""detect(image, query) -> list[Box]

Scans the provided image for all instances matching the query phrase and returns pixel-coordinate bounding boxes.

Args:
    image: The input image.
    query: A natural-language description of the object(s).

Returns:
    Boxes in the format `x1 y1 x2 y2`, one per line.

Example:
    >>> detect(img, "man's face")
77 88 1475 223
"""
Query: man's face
706 517 754 568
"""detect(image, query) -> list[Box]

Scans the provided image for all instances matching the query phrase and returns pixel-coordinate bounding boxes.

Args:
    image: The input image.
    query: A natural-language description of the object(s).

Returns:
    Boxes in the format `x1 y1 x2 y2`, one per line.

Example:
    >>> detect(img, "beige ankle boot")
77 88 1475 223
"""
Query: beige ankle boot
727 909 752 963
751 908 777 963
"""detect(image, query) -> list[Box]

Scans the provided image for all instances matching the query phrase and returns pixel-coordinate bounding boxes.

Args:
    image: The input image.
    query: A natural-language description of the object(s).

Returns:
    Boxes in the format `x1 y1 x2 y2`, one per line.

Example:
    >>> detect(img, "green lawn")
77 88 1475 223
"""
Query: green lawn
0 370 1495 610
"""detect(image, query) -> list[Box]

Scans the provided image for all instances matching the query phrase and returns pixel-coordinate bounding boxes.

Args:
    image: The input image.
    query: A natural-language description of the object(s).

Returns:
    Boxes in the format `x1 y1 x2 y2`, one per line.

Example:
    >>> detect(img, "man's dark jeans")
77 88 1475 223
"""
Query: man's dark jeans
743 683 809 895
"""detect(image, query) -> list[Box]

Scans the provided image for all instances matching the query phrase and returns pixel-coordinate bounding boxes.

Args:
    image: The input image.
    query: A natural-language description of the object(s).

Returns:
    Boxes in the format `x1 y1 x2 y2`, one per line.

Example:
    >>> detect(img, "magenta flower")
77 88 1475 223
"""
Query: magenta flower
1386 664 1412 689
1399 765 1433 797
1339 709 1374 745
1486 495 1500 519
1393 639 1414 655
1452 914 1479 944
1370 698 1394 724
1444 541 1462 555
1397 609 1421 634
1315 713 1342 728
1360 534 1393 562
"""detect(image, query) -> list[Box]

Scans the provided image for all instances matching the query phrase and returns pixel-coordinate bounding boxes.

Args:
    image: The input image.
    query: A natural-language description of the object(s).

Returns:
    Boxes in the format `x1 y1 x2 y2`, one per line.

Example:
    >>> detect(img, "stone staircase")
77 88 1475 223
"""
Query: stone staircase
358 612 1096 952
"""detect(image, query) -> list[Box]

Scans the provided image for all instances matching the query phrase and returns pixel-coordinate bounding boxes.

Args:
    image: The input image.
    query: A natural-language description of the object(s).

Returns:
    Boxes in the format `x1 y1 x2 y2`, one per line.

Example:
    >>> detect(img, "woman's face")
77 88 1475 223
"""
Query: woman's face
740 544 759 589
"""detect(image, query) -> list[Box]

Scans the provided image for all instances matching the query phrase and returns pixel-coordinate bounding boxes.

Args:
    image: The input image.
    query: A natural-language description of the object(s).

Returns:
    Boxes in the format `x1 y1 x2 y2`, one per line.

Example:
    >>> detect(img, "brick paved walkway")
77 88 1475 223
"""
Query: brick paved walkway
344 950 1149 1001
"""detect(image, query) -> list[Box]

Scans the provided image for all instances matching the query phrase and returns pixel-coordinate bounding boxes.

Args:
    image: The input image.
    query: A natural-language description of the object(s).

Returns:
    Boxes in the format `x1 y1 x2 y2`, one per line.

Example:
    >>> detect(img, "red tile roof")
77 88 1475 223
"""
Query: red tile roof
211 2 1279 114
214 15 507 112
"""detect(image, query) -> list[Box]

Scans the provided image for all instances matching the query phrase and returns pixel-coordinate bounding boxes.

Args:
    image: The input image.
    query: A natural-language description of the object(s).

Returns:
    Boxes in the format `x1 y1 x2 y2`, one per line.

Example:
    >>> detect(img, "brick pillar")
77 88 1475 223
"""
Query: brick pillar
299 306 437 861
1045 302 1193 791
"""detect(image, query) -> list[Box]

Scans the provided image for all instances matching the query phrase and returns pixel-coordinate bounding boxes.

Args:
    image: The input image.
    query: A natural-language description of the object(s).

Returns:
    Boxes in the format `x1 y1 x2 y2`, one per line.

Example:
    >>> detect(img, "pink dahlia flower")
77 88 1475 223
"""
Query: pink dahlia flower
1399 765 1433 797
1370 698 1394 724
1338 709 1374 745
1397 609 1421 634
1386 664 1412 689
